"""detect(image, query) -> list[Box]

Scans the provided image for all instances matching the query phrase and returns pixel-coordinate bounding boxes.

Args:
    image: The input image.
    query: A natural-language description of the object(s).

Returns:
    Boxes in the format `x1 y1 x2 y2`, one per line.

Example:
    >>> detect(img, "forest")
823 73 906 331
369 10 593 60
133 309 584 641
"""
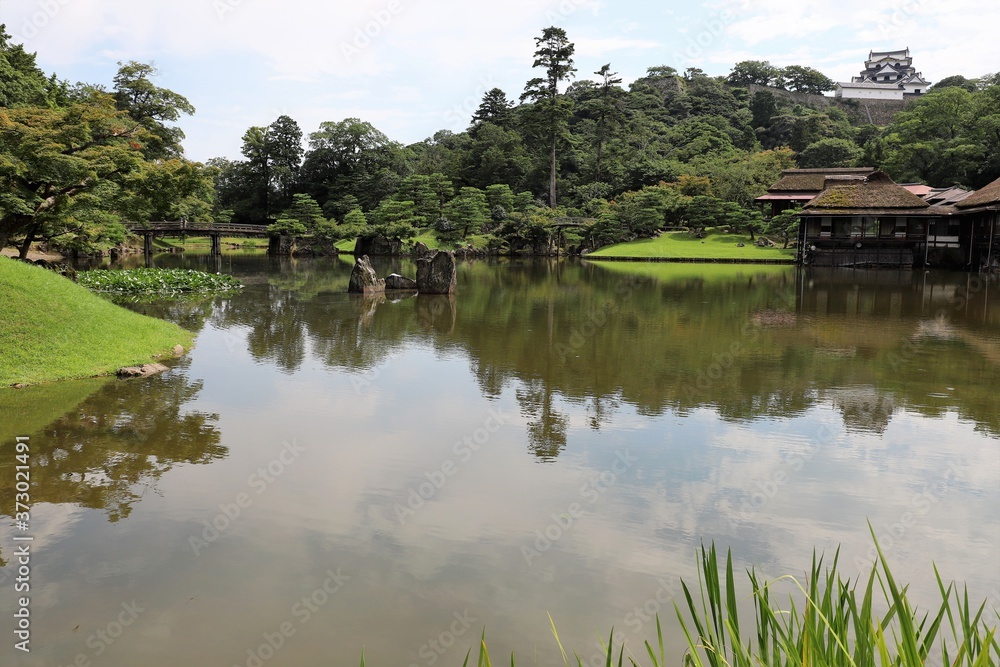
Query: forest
2 25 999 257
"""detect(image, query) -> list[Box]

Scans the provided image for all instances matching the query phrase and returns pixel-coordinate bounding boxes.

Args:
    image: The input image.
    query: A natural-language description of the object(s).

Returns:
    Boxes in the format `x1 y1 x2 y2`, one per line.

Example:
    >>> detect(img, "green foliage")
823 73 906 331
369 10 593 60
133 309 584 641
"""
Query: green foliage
797 137 863 168
443 186 489 238
728 60 780 87
78 268 243 296
112 61 195 159
520 26 577 207
765 207 802 248
367 199 422 241
777 65 836 94
0 95 148 255
882 84 1000 187
0 24 63 107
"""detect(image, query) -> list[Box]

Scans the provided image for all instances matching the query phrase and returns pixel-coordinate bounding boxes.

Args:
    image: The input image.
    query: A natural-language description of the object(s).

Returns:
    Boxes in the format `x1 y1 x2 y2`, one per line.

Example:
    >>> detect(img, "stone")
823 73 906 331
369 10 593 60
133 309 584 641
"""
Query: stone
172 344 185 357
117 363 169 378
385 273 417 290
415 251 456 295
348 255 385 294
354 236 401 257
413 241 433 259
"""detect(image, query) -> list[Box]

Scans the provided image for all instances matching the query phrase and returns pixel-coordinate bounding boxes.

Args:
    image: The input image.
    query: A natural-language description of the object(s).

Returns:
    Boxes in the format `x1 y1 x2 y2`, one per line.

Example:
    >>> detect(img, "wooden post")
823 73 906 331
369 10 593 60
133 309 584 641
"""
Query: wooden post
143 232 153 258
210 233 221 256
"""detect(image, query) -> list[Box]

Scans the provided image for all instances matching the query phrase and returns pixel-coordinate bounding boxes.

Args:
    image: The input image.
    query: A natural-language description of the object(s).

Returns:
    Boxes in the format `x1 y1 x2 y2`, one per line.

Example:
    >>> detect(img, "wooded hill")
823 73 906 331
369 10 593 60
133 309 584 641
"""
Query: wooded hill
2 25 999 256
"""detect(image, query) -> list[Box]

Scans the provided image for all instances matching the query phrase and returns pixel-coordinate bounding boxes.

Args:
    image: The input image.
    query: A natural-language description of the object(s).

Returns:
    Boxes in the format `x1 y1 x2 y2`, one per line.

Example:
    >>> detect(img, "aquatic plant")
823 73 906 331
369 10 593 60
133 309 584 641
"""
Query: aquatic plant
78 268 242 296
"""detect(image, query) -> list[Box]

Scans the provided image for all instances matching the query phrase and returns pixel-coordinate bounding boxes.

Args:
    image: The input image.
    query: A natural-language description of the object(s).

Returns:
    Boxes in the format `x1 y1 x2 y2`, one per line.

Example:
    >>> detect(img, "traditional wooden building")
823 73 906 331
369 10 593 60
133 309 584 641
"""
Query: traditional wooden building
754 167 874 218
796 171 958 268
954 176 1000 270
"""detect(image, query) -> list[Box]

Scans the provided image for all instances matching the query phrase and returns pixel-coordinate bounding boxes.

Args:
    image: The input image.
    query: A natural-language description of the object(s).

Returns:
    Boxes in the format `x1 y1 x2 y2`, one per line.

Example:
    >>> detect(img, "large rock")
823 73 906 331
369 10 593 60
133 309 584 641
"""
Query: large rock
416 251 456 295
413 241 433 259
348 255 385 294
117 363 169 378
354 236 401 257
385 273 417 290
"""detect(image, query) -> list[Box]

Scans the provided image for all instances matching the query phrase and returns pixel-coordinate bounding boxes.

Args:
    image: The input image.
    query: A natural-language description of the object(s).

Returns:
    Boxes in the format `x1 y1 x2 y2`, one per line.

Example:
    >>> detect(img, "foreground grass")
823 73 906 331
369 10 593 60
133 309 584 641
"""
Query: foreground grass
589 230 795 260
367 530 998 666
0 259 193 385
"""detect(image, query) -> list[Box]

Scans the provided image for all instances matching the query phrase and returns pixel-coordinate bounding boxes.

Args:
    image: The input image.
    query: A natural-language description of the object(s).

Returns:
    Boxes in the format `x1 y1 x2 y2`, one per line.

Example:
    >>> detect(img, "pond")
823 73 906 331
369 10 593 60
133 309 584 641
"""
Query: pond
1 255 998 666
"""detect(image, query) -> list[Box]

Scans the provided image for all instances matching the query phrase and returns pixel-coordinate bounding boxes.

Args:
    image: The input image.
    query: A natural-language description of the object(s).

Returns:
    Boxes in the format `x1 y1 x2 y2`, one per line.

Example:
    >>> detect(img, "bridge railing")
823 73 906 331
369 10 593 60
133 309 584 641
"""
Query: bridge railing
124 222 271 235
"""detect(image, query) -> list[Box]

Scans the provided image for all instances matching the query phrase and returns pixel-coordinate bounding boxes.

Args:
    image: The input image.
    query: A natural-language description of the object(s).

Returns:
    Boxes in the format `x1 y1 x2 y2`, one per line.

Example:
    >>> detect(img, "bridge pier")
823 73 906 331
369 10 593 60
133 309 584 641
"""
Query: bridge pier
210 233 221 256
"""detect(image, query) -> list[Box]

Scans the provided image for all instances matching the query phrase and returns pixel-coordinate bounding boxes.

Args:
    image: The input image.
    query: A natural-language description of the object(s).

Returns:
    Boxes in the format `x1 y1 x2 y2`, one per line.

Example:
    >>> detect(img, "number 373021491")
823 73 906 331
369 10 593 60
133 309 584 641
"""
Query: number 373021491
14 437 30 523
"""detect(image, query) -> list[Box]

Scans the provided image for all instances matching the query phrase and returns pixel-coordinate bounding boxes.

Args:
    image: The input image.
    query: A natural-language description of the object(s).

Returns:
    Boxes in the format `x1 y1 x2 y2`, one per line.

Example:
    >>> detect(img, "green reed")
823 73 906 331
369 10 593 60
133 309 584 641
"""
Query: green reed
363 526 998 666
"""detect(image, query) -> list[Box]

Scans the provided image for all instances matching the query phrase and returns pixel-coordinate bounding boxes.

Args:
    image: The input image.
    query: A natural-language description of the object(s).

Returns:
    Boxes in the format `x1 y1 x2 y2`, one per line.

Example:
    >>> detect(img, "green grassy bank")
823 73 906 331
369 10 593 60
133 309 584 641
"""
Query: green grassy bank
0 258 193 386
588 229 796 261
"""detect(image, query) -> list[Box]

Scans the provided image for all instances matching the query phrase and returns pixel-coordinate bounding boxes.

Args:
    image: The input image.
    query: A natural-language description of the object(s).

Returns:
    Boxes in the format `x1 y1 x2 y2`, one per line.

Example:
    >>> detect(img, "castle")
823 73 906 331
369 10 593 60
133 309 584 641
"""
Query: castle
835 48 931 100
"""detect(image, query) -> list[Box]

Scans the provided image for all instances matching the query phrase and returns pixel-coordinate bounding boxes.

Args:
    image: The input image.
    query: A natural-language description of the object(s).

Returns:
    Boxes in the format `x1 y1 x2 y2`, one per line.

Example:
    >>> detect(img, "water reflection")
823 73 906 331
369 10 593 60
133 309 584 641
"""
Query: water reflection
0 364 225 522
0 256 993 667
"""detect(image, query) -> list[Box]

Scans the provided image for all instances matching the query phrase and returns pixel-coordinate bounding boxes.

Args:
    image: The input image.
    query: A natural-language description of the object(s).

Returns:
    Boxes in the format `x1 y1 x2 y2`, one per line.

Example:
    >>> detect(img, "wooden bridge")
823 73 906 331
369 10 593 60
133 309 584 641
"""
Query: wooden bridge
125 222 271 256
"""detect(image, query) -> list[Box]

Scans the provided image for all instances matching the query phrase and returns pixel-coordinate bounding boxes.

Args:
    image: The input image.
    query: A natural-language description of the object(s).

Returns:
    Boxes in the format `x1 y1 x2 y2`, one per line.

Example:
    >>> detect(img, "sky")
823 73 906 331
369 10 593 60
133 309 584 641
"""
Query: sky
3 0 998 163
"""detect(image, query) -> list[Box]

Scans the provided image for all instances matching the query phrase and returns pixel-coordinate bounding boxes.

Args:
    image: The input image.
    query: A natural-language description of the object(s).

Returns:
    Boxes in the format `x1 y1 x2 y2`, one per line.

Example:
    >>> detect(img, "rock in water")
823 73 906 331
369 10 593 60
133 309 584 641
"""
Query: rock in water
348 255 386 294
117 363 169 378
385 273 418 290
413 242 433 259
416 251 456 295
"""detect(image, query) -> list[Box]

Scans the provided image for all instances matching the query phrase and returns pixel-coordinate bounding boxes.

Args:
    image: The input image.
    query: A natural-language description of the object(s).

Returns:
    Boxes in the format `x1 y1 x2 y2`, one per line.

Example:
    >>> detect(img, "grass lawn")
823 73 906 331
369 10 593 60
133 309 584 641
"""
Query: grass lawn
0 258 193 385
588 229 795 260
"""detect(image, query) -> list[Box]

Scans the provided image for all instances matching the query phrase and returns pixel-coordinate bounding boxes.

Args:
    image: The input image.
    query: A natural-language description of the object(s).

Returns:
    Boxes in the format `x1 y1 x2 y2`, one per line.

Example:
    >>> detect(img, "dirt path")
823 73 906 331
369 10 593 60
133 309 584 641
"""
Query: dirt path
1 247 66 262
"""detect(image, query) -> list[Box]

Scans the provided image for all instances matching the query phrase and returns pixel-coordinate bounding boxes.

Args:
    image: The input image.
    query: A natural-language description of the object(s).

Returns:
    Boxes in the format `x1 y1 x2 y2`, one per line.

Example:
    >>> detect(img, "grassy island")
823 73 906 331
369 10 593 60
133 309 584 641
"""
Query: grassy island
0 259 193 386
587 229 796 261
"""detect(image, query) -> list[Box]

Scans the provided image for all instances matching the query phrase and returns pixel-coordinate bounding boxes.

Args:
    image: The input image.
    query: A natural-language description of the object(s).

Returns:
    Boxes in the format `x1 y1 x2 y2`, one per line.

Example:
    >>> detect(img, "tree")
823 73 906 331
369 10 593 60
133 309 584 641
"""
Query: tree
882 87 981 186
280 193 325 233
592 63 625 182
777 66 835 95
471 88 514 128
0 95 148 256
443 187 488 238
765 207 802 248
728 60 779 87
112 61 195 159
368 199 423 241
236 115 304 223
266 115 304 211
797 138 862 168
299 118 405 211
750 90 778 128
931 75 977 93
520 26 576 208
0 25 63 108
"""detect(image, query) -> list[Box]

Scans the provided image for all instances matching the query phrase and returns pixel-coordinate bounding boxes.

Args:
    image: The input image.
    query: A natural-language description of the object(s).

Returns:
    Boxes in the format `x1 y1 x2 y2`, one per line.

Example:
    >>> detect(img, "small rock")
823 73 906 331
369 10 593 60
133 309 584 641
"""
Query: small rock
172 344 185 357
11 383 26 389
117 363 169 378
385 273 417 290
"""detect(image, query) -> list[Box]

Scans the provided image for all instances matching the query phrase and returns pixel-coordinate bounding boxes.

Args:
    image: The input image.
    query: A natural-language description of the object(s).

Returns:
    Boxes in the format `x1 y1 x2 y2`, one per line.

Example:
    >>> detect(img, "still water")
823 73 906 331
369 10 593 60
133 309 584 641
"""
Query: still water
1 255 998 666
